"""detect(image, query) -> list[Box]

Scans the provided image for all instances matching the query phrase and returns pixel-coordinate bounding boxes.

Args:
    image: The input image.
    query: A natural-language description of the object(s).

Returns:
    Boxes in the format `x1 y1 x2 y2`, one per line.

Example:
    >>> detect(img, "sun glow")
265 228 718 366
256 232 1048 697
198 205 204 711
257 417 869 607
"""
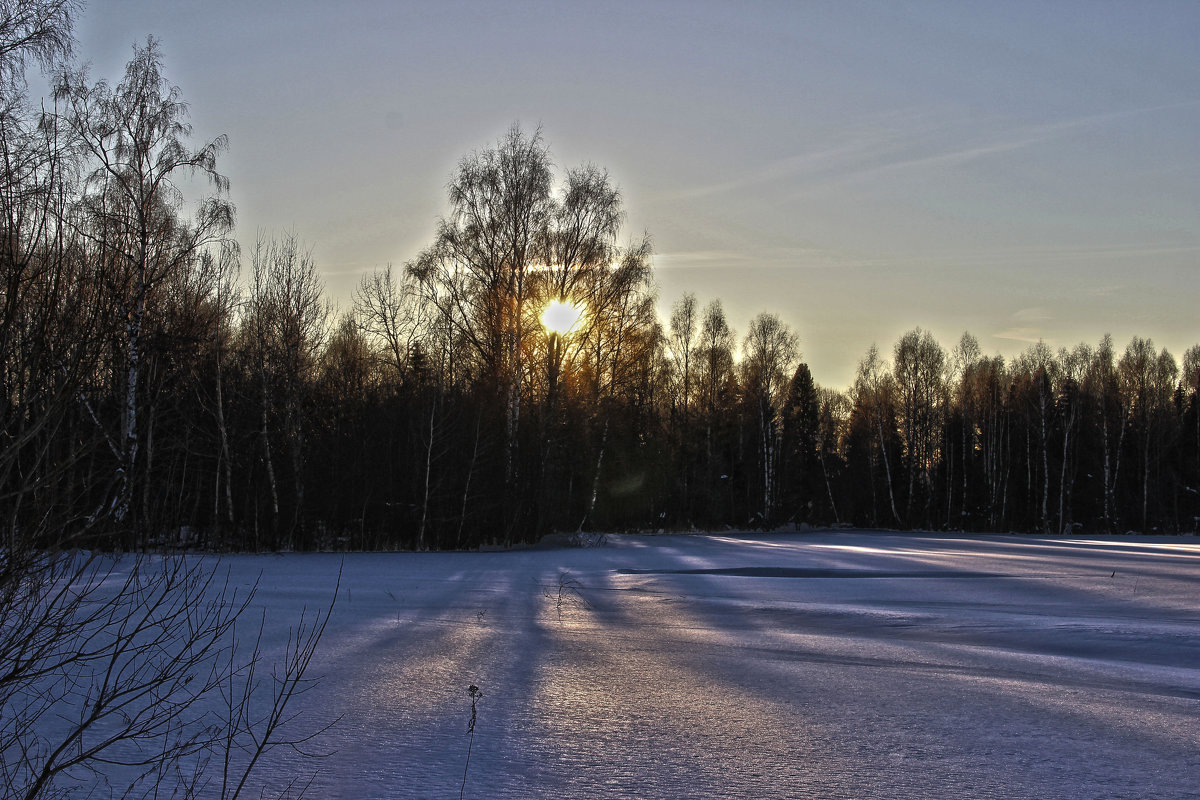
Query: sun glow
541 300 584 335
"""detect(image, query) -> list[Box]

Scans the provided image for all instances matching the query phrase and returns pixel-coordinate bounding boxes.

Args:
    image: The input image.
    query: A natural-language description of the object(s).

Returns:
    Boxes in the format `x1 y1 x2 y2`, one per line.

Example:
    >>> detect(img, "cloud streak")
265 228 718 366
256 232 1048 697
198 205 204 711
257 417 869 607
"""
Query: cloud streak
662 100 1200 204
832 100 1200 184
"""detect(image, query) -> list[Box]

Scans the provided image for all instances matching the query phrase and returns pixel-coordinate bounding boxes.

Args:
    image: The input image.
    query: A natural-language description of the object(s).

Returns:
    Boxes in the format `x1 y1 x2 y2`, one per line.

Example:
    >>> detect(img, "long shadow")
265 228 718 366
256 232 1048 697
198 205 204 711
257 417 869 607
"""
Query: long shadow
620 566 1004 579
238 537 1200 798
607 532 1200 675
572 533 1200 798
243 551 559 799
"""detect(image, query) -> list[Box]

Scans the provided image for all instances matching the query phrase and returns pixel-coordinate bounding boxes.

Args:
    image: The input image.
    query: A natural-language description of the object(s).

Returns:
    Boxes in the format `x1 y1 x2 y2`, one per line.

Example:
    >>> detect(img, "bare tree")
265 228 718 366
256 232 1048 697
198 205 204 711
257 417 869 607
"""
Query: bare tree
202 245 241 535
1088 335 1125 531
537 162 625 418
853 345 902 526
408 127 652 538
0 0 78 92
1055 342 1091 533
574 239 658 532
668 293 697 421
1012 341 1056 532
893 328 946 524
694 299 737 521
1118 337 1178 530
244 231 328 549
56 37 234 533
353 263 427 386
946 333 982 528
666 292 698 515
741 312 798 524
1183 345 1200 402
0 0 119 550
1183 344 1200 528
408 125 553 487
815 386 848 524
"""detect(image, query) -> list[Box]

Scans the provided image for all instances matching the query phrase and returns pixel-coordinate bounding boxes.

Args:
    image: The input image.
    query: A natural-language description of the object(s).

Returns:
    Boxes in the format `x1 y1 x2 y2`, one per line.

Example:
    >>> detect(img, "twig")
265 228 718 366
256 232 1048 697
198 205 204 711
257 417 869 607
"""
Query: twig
460 684 482 800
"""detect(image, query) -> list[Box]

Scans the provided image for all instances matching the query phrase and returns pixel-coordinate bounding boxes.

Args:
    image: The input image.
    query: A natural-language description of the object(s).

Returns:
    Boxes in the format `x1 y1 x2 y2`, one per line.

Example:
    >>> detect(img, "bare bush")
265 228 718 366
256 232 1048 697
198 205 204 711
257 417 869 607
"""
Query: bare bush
0 549 336 799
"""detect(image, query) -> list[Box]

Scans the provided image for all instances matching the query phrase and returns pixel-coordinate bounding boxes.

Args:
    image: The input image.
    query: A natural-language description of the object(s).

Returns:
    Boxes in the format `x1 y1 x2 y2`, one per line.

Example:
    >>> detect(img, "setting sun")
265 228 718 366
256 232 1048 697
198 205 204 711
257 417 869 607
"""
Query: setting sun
541 300 584 335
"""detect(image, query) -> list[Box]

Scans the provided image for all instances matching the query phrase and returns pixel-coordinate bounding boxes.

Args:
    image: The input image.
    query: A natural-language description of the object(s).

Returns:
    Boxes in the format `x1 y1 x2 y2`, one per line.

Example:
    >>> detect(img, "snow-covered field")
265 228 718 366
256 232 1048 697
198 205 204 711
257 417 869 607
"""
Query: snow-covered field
235 531 1200 799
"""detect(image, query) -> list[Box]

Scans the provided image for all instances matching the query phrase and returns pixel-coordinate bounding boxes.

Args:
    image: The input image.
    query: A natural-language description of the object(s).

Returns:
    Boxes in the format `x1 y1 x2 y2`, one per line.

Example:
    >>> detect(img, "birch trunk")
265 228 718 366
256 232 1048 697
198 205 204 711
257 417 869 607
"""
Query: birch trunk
456 412 482 548
260 378 279 539
819 447 839 525
418 399 436 550
877 418 901 526
580 418 609 533
1058 412 1073 534
760 400 772 521
113 291 145 526
1040 389 1049 533
214 348 235 526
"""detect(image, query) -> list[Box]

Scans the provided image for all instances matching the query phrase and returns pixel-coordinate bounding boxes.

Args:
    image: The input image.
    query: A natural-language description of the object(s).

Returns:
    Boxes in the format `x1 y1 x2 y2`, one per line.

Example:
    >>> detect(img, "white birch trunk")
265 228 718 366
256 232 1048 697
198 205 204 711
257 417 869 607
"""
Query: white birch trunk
418 399 436 550
877 417 901 526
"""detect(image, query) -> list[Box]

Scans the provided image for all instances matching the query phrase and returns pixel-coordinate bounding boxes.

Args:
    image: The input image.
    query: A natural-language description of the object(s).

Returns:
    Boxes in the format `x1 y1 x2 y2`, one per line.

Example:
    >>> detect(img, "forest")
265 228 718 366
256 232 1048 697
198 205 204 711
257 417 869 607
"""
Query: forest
4 14 1200 555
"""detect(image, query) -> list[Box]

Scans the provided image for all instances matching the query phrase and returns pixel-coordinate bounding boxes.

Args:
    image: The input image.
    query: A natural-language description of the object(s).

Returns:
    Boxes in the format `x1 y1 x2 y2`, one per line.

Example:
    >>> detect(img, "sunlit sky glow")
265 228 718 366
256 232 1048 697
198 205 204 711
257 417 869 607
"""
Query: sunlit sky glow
70 1 1198 388
541 300 584 337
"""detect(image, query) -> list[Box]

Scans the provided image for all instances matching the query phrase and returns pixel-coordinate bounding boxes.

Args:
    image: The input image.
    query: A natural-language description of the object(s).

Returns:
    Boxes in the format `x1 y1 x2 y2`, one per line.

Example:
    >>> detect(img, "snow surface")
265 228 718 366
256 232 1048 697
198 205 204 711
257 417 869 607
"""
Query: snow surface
229 531 1200 799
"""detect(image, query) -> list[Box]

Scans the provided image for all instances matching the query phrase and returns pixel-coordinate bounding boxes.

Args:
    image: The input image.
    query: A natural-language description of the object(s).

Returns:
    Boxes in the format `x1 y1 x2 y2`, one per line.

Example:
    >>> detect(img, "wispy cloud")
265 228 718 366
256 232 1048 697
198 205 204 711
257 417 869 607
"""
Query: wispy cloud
1013 307 1053 323
816 241 1200 271
655 107 953 202
656 131 910 202
654 250 755 267
833 100 1200 183
654 246 838 270
993 327 1047 344
661 99 1200 204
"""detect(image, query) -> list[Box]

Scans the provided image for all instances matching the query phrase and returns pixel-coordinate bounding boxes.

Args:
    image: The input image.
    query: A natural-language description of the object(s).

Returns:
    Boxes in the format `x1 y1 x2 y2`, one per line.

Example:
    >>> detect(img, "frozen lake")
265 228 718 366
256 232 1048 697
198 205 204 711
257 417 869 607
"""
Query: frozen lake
239 531 1200 799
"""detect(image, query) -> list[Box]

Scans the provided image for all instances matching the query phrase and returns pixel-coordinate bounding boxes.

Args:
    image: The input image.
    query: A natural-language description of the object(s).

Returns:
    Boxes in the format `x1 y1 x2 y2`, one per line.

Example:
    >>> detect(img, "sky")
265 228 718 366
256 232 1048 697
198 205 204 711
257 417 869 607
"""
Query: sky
68 1 1199 388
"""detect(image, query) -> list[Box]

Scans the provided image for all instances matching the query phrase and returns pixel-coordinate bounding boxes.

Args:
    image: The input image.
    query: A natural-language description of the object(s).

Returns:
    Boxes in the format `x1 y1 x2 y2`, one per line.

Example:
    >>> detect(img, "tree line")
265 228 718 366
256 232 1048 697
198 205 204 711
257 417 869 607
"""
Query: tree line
4 26 1199 554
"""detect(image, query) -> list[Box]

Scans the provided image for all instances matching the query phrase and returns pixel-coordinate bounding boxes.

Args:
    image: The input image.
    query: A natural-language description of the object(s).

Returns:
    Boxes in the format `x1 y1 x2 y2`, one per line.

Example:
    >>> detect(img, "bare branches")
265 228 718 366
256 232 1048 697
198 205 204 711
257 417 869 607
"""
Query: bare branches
45 36 236 534
245 230 329 548
352 263 427 386
0 552 337 799
0 0 79 93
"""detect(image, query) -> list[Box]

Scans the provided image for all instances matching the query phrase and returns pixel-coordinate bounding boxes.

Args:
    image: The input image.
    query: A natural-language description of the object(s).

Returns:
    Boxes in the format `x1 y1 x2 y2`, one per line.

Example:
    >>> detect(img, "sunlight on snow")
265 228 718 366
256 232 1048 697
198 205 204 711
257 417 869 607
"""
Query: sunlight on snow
236 533 1200 798
1058 539 1200 556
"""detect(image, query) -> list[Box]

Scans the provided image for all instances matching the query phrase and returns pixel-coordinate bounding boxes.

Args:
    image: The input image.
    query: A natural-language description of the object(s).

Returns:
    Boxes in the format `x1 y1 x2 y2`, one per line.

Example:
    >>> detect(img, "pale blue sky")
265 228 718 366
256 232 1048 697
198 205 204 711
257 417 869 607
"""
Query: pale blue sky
73 1 1199 387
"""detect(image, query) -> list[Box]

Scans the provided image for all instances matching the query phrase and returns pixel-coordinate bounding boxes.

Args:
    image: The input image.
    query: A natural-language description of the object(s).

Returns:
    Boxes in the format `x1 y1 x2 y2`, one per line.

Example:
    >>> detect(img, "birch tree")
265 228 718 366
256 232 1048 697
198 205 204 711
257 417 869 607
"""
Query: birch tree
353 263 427 386
408 126 644 537
0 0 78 92
1014 341 1056 532
1183 344 1200 529
408 125 553 487
948 332 982 528
695 299 737 523
741 312 797 523
245 231 327 549
1090 335 1125 531
1055 343 1091 533
58 37 234 533
668 292 698 422
893 328 945 524
1118 337 1178 530
853 345 902 526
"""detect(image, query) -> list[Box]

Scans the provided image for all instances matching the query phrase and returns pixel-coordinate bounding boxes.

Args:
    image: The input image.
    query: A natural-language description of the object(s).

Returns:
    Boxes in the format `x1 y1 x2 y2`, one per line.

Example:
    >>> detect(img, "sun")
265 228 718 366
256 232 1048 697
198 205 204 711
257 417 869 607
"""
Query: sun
541 299 584 336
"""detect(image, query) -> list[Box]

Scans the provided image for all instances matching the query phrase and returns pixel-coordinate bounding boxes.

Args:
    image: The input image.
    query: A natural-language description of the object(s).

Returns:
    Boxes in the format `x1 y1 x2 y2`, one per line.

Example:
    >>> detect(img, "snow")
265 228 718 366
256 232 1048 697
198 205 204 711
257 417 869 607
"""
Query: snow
230 531 1200 799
